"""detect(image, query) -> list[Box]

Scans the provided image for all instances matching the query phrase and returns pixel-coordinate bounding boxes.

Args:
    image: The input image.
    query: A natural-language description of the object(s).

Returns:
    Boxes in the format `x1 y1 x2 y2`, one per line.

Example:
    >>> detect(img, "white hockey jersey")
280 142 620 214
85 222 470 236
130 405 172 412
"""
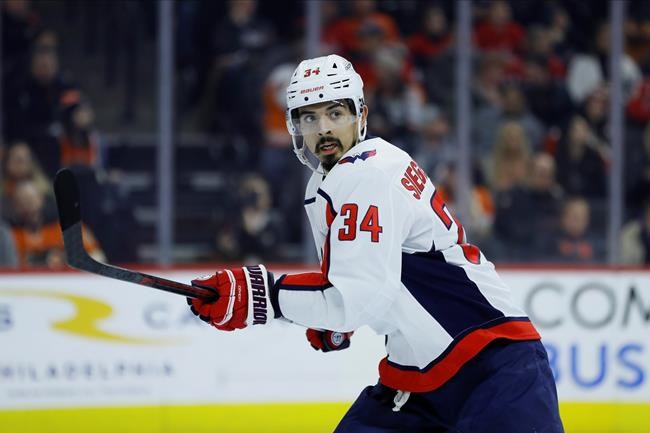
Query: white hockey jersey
274 137 540 393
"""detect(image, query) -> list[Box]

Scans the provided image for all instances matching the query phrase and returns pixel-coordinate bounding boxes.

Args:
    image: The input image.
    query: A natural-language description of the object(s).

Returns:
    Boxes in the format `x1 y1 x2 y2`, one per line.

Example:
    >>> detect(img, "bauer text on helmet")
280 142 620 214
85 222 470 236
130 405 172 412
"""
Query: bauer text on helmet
286 54 368 173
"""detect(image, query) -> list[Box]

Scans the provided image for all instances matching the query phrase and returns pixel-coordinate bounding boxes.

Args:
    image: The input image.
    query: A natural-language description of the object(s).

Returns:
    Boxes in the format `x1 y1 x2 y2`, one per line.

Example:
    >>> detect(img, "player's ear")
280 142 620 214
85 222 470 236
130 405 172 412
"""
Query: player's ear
361 105 369 129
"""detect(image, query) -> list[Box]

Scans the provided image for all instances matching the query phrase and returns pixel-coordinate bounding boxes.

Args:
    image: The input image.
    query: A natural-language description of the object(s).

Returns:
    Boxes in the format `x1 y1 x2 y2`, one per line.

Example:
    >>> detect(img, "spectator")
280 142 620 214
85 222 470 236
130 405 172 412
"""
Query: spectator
561 1 610 53
348 17 407 94
492 151 563 262
407 5 455 110
526 25 566 79
490 121 534 260
1 141 52 223
407 6 453 66
581 86 609 141
566 22 641 104
2 141 50 195
1 0 41 89
435 163 495 242
262 63 292 152
59 98 99 168
260 61 303 243
545 6 572 61
412 105 456 179
32 26 56 51
489 120 531 190
323 0 400 59
627 77 650 124
544 197 599 263
625 13 650 73
620 201 650 265
472 52 507 111
209 0 274 73
9 179 104 268
365 46 424 150
473 82 544 158
527 152 564 254
0 220 18 268
625 123 650 216
474 0 525 55
320 0 345 53
4 32 80 176
555 116 607 199
197 0 274 164
521 55 574 128
215 174 284 263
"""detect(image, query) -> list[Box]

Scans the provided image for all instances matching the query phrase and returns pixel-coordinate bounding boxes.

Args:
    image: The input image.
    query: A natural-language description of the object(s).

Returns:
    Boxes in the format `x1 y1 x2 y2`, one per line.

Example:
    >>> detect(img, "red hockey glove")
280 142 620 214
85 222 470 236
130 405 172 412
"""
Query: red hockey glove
188 265 276 331
306 328 353 352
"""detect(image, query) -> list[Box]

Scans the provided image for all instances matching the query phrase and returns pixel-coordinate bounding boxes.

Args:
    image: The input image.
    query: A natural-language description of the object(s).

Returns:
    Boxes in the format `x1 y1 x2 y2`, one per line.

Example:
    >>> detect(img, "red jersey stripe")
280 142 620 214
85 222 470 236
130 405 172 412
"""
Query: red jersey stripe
281 272 330 287
325 202 335 227
378 320 541 392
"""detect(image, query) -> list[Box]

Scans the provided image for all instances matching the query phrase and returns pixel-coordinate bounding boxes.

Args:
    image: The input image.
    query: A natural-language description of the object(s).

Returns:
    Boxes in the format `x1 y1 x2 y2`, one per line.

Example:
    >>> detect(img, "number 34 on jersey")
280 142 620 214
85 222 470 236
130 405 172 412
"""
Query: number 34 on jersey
338 204 383 243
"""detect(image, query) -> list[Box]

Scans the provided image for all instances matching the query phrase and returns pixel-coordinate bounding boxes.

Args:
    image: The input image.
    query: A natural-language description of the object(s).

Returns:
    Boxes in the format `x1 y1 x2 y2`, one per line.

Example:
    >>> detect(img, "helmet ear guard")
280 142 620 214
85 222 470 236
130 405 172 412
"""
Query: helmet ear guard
356 98 367 142
285 54 366 172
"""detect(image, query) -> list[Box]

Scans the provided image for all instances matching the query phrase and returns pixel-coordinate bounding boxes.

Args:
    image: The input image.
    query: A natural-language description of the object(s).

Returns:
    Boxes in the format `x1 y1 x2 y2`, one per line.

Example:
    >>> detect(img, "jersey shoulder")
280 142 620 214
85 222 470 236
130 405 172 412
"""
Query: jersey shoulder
322 138 414 204
333 137 411 177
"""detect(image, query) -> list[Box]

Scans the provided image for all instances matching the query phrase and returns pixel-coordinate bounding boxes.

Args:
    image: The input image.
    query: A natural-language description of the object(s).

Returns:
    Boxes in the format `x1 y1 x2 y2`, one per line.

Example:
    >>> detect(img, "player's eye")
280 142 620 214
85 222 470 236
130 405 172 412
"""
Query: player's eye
329 110 343 120
301 114 316 123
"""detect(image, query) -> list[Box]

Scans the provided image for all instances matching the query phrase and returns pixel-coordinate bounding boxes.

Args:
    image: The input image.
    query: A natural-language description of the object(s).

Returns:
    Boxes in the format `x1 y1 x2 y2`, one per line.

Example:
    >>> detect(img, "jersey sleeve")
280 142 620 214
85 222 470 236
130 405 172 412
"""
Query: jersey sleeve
275 167 407 332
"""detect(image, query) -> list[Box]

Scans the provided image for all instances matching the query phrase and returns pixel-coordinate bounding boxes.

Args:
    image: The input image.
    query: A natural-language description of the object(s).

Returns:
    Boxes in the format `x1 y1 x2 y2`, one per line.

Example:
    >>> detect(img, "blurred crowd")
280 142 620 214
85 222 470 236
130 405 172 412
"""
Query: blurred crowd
1 0 650 269
0 0 108 269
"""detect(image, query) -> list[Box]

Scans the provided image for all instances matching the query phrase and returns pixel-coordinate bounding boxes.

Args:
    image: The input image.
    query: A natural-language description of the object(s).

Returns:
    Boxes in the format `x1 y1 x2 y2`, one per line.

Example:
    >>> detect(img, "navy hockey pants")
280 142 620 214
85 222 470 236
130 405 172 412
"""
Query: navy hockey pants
334 340 564 433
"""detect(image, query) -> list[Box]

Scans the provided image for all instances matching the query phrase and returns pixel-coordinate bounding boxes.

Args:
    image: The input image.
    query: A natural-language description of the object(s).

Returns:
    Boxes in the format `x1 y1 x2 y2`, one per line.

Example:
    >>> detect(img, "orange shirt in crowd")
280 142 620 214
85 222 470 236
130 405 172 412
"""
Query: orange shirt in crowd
323 12 400 55
438 186 495 218
59 133 98 167
262 81 290 148
12 221 102 268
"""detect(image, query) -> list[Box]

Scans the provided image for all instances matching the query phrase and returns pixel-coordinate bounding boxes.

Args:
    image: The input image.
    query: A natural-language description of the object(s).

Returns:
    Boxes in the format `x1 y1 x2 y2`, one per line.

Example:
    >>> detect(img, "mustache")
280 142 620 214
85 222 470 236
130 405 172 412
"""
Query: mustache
317 136 342 151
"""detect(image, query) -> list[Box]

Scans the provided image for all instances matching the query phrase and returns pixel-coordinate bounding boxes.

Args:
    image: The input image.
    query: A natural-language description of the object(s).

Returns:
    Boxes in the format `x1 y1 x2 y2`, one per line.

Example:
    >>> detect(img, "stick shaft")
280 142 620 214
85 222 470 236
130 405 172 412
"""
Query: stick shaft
54 168 216 301
63 221 216 300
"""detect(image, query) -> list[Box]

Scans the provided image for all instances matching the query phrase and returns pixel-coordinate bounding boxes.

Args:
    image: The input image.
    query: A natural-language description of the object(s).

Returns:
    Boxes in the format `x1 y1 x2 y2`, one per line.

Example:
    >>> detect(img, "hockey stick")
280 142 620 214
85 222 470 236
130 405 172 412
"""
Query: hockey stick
53 168 217 301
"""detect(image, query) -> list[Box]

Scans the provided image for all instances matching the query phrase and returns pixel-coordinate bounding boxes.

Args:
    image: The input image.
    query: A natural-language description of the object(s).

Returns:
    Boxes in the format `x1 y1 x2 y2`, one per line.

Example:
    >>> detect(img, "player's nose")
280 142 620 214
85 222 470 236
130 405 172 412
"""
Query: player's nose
317 116 333 135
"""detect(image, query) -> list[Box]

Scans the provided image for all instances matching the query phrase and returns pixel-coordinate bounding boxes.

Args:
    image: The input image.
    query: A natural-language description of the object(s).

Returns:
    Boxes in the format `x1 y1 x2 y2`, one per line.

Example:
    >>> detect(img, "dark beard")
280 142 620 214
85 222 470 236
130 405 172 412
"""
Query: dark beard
317 136 358 172
322 157 338 172
317 135 343 172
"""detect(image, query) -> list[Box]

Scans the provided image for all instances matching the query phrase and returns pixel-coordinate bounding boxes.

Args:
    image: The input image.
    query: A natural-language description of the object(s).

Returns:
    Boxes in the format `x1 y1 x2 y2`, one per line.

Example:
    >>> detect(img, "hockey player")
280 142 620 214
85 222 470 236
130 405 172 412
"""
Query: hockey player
188 54 564 432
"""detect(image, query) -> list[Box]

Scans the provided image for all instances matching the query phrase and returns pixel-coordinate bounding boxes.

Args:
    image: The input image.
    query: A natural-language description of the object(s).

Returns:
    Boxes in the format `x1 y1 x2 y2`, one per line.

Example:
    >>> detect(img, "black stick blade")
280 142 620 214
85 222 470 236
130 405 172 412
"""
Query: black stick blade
54 168 81 231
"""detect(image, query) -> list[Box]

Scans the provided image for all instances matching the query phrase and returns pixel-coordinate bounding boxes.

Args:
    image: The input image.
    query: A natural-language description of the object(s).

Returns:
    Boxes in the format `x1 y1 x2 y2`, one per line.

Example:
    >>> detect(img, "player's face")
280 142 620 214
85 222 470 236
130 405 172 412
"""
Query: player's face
298 101 363 171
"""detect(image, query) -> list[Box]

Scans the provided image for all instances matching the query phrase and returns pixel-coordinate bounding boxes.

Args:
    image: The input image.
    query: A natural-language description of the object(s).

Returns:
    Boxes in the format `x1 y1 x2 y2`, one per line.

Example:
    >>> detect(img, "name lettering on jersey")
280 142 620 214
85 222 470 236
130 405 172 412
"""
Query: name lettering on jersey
246 265 269 325
338 149 377 165
401 160 427 199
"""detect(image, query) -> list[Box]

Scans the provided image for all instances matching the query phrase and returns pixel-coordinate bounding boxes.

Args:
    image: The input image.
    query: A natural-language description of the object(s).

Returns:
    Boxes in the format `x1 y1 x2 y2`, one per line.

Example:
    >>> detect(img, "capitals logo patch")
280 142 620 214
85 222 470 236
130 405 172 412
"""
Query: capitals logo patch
338 149 377 165
330 332 345 346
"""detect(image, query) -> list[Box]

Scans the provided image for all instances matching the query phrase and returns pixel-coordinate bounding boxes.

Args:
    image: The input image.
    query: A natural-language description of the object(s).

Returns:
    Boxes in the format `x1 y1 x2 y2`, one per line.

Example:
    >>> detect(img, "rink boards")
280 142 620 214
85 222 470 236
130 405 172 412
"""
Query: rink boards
0 267 648 433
